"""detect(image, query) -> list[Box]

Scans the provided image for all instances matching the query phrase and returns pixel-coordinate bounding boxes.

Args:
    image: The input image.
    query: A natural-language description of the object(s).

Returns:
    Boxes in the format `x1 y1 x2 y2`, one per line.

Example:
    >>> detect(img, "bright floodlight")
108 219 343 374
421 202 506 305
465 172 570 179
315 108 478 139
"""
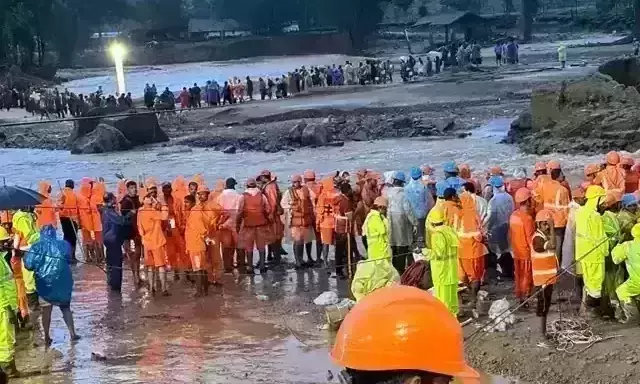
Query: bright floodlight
109 42 127 95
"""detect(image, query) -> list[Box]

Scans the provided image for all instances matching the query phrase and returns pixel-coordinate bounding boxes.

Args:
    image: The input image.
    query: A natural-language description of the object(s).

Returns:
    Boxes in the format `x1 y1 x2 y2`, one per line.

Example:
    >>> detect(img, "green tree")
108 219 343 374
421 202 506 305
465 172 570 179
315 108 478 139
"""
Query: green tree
521 0 538 41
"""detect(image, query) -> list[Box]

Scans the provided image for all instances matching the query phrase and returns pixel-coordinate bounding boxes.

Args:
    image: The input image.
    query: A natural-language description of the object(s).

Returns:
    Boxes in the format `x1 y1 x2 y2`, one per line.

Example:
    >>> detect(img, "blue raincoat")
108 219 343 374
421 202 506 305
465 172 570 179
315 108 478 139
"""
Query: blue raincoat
487 188 514 255
404 178 434 220
24 225 73 305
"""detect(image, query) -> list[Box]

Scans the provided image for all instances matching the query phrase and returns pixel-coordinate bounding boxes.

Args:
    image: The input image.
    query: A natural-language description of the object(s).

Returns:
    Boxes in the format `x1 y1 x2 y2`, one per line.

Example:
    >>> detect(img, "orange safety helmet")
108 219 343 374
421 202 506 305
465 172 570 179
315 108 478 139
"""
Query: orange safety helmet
330 285 479 382
535 209 552 222
514 187 532 203
534 161 547 172
197 185 210 193
606 151 620 165
546 160 561 171
584 164 600 177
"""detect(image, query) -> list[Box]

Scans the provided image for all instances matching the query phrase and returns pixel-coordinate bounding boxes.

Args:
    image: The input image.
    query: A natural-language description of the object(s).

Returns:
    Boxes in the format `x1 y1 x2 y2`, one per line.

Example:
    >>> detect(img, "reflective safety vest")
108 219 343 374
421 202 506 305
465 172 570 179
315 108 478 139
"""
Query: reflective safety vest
289 186 313 228
242 192 269 228
542 180 570 228
58 188 79 220
531 230 559 286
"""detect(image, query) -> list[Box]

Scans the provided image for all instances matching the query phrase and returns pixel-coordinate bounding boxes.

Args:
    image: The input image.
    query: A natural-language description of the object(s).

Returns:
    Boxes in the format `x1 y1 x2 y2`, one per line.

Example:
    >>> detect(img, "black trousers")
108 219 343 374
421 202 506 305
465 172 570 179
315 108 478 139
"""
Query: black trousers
536 284 554 317
105 242 124 291
335 233 348 275
391 246 412 274
60 217 78 249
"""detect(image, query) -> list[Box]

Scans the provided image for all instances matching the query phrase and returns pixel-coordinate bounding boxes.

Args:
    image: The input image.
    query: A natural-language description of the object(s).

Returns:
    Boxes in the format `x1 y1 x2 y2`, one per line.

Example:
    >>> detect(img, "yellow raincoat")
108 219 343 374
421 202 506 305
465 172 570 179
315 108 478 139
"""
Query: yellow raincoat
351 209 399 301
12 210 39 295
0 250 17 364
618 210 638 242
423 210 460 315
603 211 624 299
575 195 608 299
612 225 640 303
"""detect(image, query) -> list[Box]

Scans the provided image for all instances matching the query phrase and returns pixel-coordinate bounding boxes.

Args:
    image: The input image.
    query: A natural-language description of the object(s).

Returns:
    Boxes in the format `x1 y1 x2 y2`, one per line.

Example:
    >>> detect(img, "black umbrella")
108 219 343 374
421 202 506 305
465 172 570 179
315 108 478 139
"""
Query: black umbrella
0 186 46 210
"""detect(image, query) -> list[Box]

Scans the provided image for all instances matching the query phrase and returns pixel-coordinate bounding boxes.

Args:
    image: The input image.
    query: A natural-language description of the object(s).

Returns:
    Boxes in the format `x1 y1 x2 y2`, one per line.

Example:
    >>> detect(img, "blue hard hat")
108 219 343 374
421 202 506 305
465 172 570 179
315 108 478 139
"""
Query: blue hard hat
622 193 637 207
394 171 406 183
443 161 458 174
436 181 448 198
410 167 422 180
489 175 504 188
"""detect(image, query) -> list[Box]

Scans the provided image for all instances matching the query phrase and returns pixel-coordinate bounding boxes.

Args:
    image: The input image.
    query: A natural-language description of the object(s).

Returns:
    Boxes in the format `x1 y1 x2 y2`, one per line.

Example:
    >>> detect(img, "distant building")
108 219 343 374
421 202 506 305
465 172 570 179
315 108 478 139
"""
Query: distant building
187 18 251 40
412 11 488 43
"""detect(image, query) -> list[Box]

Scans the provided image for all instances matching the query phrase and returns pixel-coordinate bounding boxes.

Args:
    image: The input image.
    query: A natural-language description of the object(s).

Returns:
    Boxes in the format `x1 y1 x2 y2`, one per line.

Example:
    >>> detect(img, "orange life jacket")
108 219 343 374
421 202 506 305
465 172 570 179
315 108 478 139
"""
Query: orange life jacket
541 180 570 228
242 192 268 227
531 230 558 286
58 188 79 220
290 186 313 228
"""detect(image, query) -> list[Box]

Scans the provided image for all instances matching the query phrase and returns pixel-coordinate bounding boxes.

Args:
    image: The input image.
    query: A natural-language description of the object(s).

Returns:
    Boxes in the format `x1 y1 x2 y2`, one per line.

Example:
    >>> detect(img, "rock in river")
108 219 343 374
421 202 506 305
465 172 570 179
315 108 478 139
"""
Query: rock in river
70 123 132 154
222 145 237 154
301 124 331 147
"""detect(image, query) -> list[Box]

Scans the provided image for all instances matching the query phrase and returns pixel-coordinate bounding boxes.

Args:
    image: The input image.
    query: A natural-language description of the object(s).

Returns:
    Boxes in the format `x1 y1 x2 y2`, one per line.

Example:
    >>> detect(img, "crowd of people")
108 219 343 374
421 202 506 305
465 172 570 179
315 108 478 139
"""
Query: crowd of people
0 85 133 120
1 151 640 375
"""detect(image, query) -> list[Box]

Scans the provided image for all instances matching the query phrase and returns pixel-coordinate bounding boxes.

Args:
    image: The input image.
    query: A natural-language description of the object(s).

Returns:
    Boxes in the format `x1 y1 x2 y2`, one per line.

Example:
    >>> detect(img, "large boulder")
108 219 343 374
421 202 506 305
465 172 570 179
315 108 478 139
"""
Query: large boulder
68 109 169 153
301 124 331 147
70 123 133 154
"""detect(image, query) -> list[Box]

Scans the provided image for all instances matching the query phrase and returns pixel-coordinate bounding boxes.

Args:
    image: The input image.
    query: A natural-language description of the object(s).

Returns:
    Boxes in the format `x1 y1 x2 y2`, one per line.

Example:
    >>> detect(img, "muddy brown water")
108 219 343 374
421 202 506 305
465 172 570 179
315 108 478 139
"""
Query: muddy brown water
4 118 604 383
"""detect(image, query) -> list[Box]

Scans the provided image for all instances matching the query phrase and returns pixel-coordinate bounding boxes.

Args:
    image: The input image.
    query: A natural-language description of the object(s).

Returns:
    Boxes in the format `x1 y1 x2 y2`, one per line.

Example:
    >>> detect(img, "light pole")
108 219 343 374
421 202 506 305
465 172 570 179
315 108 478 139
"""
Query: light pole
109 42 127 95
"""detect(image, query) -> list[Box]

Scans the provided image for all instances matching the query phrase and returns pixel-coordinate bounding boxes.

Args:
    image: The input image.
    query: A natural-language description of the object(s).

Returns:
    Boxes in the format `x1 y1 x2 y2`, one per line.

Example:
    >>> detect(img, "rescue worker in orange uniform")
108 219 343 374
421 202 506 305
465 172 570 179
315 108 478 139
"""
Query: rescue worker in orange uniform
359 172 380 250
259 170 285 264
35 181 57 229
303 170 323 263
90 179 105 263
78 178 97 262
161 182 186 280
331 285 480 384
620 156 639 193
217 178 243 273
531 161 550 214
316 178 339 268
450 185 486 305
203 182 224 285
535 160 570 264
594 151 626 193
184 193 208 295
137 191 169 296
583 163 601 186
237 178 272 274
509 188 536 304
531 209 558 340
281 175 315 269
57 179 80 263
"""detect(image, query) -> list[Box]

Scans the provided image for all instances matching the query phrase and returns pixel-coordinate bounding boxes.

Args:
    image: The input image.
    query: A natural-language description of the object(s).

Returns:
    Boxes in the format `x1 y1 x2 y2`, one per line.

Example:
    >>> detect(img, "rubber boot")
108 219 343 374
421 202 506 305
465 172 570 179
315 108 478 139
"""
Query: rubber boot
293 242 304 269
0 360 19 378
620 302 640 325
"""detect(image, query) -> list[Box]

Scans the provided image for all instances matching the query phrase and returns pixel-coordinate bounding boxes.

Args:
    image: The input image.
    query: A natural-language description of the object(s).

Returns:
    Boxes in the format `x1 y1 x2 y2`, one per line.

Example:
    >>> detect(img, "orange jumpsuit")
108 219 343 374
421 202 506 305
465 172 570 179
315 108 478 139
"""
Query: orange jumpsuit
78 181 95 246
185 203 209 271
595 165 625 193
509 209 535 300
35 181 57 228
288 186 314 242
263 179 284 245
172 177 191 269
316 179 337 245
162 194 186 269
137 204 167 268
448 193 487 283
90 181 105 244
238 189 272 251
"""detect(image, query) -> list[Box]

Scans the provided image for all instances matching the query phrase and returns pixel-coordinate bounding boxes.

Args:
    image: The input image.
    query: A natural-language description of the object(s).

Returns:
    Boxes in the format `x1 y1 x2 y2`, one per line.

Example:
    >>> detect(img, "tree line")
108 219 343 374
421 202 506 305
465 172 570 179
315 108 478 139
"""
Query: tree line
2 0 640 69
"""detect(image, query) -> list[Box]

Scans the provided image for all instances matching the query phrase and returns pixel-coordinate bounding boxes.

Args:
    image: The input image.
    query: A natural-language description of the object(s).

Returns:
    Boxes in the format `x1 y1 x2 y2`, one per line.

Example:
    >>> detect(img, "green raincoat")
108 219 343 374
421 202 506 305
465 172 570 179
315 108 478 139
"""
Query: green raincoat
423 223 459 315
603 211 625 299
12 210 39 294
618 210 638 242
575 198 608 299
0 251 17 363
612 239 640 303
352 210 399 301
